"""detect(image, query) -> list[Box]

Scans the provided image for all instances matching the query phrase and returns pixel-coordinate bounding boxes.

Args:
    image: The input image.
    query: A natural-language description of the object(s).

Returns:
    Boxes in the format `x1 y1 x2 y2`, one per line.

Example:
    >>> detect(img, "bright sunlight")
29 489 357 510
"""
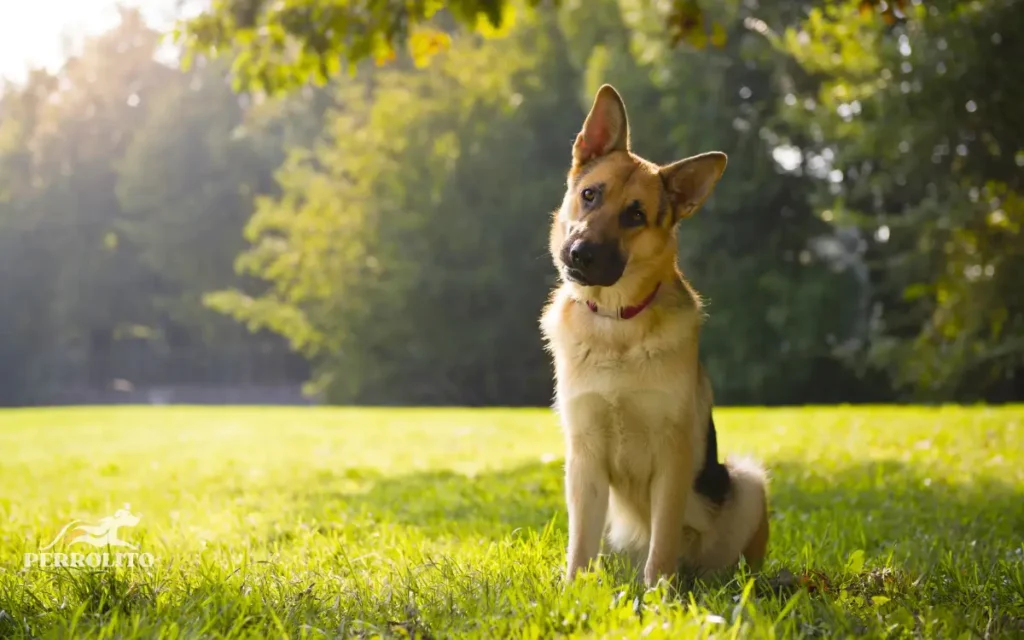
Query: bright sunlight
0 0 184 81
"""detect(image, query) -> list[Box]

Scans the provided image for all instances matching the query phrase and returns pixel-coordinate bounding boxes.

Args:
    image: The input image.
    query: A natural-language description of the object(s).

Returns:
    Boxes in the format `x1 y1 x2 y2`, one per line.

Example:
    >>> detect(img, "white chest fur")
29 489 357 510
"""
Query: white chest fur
541 287 712 539
545 297 703 472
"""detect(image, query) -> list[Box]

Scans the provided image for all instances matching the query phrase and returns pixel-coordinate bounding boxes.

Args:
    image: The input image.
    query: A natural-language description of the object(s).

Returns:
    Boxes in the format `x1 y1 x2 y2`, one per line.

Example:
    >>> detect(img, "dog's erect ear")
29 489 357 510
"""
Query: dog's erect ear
572 85 630 166
659 152 728 221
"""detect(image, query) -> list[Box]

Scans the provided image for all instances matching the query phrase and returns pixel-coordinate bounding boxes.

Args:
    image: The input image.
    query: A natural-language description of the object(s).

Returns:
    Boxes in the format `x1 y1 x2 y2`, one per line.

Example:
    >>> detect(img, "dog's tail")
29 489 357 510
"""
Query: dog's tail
697 455 770 572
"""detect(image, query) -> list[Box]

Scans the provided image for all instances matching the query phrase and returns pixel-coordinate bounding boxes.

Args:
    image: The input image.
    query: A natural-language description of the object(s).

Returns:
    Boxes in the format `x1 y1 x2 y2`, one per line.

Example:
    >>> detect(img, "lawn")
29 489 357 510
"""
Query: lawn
0 406 1022 639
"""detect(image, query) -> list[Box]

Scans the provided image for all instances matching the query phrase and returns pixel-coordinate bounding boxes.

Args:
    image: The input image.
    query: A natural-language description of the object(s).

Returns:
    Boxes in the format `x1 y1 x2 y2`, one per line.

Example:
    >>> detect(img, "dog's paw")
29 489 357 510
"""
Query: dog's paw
565 560 587 582
643 558 676 588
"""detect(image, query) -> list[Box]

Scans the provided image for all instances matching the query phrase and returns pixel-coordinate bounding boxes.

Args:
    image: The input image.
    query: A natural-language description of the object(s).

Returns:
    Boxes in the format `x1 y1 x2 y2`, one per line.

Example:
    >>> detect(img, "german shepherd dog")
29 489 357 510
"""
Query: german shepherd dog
540 85 770 588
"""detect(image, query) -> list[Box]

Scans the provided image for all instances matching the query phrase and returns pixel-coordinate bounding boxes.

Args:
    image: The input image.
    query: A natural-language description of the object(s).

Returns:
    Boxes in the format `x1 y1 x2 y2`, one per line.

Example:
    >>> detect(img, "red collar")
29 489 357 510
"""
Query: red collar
584 282 661 319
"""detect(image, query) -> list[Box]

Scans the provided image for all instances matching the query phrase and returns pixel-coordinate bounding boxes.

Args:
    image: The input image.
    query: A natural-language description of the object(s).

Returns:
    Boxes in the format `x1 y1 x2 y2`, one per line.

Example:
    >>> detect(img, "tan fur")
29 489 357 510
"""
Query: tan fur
539 85 769 587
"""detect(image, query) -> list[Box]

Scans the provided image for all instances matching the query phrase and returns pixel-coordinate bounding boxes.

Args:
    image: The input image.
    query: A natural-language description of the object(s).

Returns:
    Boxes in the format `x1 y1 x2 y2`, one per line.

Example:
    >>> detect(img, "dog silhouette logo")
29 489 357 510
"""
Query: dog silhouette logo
40 506 141 551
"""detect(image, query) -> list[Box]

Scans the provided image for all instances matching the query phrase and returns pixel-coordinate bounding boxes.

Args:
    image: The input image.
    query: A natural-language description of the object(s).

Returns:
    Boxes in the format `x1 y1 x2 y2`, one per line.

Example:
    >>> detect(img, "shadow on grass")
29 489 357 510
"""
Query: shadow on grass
289 457 1023 568
765 459 1024 568
288 457 1024 633
288 461 568 540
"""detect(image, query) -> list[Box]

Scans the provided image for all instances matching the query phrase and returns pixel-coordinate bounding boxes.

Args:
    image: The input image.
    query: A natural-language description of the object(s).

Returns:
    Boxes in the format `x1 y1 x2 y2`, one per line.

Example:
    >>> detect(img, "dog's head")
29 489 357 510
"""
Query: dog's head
551 84 727 289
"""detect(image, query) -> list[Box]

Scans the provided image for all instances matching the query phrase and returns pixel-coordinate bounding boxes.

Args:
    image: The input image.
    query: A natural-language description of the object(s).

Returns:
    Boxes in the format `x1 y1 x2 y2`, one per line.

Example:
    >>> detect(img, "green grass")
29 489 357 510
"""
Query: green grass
0 406 1022 639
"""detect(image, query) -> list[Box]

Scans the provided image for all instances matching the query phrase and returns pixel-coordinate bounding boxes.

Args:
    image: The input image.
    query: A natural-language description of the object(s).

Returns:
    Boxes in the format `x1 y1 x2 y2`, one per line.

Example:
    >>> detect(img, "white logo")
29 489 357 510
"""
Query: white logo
24 505 155 569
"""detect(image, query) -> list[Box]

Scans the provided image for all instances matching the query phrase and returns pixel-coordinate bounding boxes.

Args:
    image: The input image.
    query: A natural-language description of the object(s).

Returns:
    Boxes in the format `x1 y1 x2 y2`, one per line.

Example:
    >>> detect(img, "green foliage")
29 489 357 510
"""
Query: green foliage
175 0 737 94
1 405 1022 636
781 0 1024 400
209 10 579 403
0 10 175 401
112 58 300 351
176 0 532 93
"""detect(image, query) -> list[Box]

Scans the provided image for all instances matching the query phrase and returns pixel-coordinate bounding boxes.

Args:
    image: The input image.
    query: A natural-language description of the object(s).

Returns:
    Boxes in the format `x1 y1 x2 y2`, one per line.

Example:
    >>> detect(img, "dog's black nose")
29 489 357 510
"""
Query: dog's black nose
569 240 596 269
562 238 625 287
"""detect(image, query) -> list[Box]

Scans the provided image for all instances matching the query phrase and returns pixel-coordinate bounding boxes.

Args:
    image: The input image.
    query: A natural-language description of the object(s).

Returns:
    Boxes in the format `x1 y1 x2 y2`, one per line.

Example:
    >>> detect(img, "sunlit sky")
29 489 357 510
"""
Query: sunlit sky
0 0 197 82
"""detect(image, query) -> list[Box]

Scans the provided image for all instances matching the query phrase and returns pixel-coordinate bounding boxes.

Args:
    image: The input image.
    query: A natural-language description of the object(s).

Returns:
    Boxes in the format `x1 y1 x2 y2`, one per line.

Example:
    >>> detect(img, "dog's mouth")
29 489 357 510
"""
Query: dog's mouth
563 267 592 286
561 264 624 288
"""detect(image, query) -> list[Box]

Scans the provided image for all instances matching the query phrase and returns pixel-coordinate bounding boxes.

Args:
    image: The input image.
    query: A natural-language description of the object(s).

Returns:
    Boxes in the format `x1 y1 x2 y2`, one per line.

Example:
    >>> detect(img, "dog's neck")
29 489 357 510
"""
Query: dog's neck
565 257 691 320
581 282 661 319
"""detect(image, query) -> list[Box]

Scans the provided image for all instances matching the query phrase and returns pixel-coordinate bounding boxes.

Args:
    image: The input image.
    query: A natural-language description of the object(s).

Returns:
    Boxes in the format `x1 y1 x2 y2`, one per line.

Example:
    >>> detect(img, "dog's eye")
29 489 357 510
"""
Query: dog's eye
581 187 596 202
620 202 646 228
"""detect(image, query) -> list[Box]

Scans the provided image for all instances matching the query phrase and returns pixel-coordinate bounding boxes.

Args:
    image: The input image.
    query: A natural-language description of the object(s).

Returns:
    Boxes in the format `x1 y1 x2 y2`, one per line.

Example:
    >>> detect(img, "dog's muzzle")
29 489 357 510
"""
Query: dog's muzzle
561 239 626 287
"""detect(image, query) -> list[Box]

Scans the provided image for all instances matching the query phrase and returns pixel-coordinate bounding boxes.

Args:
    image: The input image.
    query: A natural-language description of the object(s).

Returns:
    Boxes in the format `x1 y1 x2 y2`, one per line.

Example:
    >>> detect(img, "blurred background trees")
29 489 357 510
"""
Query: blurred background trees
1 0 1020 406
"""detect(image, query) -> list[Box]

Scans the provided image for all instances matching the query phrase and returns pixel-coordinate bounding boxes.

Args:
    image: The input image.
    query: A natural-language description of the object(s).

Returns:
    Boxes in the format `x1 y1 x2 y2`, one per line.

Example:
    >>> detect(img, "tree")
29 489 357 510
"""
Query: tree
205 9 585 404
0 9 177 398
0 8 310 404
781 0 1024 400
0 72 63 403
116 59 271 346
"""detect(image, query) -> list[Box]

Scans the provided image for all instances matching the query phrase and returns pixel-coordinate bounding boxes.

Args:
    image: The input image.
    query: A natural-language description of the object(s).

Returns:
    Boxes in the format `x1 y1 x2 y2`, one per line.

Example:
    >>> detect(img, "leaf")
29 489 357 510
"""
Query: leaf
903 284 931 301
710 21 728 48
686 27 708 50
845 549 866 574
476 3 516 39
374 47 397 67
667 0 704 48
408 28 452 68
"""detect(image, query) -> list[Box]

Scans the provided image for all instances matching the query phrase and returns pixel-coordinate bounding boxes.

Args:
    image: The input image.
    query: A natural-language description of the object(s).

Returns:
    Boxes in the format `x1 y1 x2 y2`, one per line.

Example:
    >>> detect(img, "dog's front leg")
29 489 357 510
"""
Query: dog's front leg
564 441 609 580
645 433 693 587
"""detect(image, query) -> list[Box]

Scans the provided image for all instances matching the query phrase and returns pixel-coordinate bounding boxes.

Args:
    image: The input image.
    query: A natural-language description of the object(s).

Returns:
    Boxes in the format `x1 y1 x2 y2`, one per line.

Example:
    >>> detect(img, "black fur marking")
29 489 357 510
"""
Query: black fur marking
618 200 646 228
693 413 731 506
